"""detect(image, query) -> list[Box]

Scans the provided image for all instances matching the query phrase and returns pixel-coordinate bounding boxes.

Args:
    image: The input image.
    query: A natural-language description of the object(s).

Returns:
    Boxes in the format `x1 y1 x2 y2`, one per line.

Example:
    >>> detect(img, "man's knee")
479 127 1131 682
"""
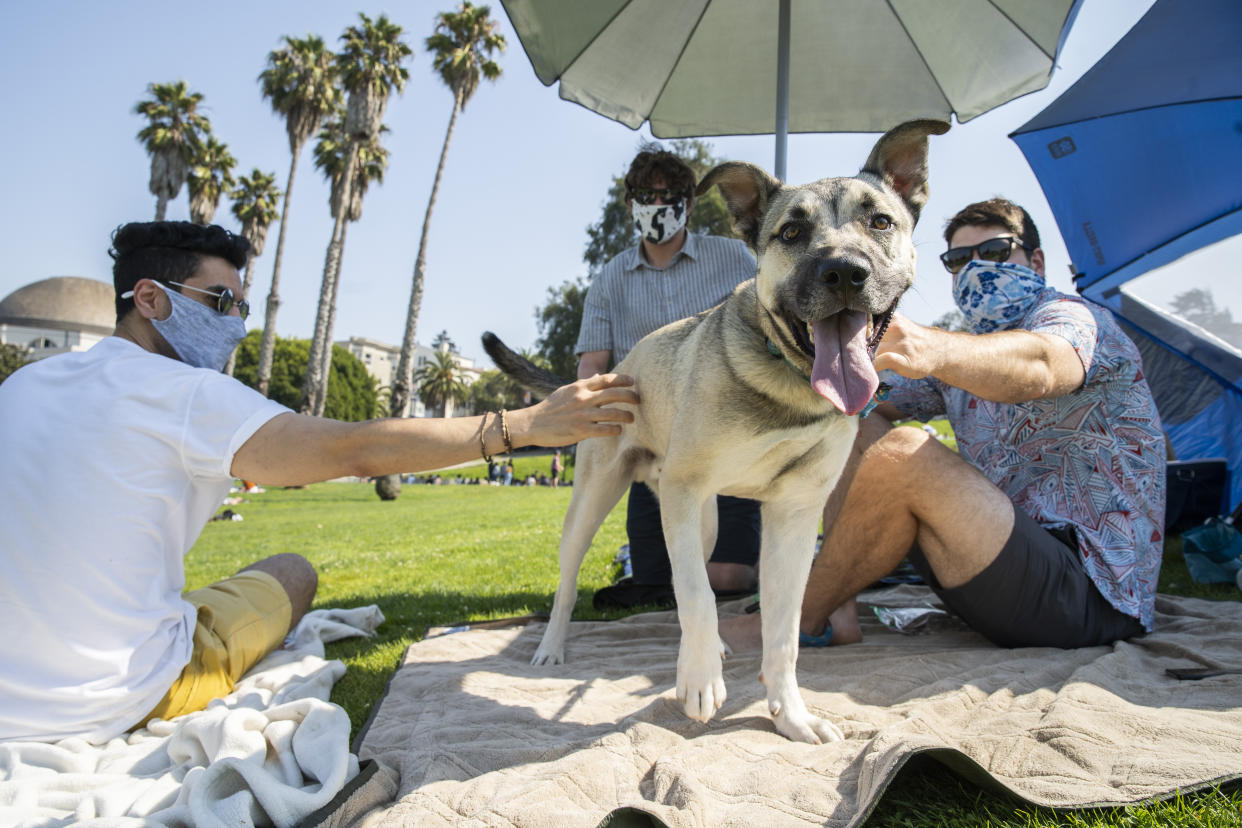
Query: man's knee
240 553 317 626
872 421 933 458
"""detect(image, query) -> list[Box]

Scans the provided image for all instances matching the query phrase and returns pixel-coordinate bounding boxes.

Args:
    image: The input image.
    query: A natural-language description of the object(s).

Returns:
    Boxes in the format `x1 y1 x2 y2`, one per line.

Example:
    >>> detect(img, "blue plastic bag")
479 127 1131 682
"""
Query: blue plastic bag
1182 517 1242 584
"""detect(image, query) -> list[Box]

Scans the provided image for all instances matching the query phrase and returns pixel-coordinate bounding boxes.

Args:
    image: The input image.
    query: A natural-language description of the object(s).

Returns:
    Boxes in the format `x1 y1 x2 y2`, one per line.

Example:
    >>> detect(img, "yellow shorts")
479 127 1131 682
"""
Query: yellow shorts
136 570 291 728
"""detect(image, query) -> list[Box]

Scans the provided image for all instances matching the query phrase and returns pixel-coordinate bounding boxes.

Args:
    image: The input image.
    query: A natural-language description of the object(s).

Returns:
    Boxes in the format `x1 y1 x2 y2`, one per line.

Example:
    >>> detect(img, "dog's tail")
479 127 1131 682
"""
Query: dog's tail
481 332 570 400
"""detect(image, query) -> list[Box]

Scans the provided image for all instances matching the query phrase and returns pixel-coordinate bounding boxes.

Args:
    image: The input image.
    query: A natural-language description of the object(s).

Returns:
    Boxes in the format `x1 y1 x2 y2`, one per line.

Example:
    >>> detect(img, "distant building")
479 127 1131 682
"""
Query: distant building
0 277 476 417
0 277 115 361
339 336 480 418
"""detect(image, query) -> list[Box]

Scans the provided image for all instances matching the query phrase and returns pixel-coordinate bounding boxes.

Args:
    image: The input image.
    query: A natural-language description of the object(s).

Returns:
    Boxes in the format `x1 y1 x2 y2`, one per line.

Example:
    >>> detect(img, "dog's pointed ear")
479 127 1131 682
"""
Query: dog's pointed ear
697 162 783 249
860 120 949 223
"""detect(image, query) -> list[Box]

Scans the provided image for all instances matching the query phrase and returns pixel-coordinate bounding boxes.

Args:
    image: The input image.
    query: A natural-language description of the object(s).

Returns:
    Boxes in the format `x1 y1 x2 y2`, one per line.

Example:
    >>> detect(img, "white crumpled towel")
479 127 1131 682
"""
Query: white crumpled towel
0 606 384 828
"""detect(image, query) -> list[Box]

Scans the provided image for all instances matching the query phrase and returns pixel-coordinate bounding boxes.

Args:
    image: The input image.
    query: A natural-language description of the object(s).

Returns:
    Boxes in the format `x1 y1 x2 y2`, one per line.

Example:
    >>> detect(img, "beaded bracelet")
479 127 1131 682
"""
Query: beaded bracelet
478 411 492 463
499 409 514 456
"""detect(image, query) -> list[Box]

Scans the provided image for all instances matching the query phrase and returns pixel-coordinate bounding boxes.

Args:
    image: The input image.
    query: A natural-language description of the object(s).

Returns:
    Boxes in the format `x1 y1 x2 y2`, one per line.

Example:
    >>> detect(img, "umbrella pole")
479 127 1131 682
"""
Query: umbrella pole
775 0 790 181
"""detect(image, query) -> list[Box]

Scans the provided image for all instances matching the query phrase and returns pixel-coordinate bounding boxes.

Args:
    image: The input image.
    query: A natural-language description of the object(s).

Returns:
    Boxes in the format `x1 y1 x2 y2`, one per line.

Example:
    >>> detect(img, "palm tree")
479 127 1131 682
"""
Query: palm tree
307 113 392 412
255 34 342 398
414 349 469 418
187 135 238 224
223 168 282 376
229 169 283 294
314 114 391 226
390 2 505 421
302 13 412 417
135 80 211 221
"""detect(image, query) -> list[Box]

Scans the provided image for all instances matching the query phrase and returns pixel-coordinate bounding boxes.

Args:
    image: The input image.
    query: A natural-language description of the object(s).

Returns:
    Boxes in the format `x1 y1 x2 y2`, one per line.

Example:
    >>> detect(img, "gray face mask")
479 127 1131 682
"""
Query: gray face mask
147 282 247 371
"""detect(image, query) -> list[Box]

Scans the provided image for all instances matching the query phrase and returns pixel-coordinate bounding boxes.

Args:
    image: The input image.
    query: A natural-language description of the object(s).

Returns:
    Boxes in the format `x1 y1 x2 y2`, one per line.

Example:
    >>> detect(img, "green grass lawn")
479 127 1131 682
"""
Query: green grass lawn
186 472 1241 827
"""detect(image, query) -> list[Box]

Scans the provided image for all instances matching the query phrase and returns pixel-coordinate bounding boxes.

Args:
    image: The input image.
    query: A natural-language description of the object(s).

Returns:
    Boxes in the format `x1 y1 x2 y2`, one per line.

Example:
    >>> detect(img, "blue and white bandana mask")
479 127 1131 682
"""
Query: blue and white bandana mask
151 282 247 371
952 259 1045 334
632 200 687 244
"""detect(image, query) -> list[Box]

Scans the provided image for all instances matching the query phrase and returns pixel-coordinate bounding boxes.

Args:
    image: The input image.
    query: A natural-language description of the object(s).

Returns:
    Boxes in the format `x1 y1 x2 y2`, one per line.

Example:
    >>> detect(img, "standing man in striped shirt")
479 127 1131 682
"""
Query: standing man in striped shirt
576 148 761 603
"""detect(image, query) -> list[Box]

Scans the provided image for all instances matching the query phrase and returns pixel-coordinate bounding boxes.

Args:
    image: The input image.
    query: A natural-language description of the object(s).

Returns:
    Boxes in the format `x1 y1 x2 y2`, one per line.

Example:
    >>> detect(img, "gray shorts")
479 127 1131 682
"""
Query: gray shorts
906 508 1145 648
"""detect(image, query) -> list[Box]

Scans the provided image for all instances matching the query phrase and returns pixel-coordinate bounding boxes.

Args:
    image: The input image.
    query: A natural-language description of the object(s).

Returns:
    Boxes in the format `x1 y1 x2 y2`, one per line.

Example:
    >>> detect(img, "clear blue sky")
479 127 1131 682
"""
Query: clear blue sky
10 0 1221 371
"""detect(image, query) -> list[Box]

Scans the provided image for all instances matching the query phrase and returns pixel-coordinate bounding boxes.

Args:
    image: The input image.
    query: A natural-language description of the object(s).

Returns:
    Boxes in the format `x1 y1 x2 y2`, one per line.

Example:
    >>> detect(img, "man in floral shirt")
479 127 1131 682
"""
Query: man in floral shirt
722 198 1165 652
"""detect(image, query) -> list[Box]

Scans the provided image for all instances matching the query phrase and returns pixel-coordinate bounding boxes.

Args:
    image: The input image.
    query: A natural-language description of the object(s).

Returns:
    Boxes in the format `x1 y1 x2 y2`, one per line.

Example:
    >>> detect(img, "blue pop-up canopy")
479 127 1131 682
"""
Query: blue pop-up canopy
1011 0 1242 514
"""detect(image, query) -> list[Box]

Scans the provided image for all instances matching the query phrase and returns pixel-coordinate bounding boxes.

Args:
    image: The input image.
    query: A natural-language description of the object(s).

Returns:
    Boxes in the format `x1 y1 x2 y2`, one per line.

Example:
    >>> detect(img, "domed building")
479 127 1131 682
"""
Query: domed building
0 276 115 361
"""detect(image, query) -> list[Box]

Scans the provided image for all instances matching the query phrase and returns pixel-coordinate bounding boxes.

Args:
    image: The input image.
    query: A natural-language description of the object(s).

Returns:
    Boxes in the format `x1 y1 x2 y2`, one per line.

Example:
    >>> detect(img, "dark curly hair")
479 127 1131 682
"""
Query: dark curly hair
624 149 696 201
109 221 251 322
943 198 1040 252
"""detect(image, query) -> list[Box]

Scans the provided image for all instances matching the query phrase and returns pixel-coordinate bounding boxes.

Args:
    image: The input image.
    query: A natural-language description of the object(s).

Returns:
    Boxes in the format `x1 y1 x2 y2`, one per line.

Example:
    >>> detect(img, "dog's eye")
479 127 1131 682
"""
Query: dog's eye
871 214 893 231
779 223 801 242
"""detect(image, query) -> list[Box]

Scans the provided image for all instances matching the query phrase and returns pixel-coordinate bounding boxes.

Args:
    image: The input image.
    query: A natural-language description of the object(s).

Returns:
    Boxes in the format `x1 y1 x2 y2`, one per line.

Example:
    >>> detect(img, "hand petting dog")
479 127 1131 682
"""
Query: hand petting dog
510 373 640 447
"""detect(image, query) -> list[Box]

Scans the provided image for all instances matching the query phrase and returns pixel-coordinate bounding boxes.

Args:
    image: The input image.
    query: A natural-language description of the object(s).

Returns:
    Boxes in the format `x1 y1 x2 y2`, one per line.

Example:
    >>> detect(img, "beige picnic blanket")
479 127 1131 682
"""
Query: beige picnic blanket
357 587 1242 827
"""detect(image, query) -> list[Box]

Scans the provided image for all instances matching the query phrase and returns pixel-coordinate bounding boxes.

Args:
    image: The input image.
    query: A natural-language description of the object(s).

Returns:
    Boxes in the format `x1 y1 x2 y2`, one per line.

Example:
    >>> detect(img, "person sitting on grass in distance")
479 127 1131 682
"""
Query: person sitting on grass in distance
721 198 1165 653
0 220 639 744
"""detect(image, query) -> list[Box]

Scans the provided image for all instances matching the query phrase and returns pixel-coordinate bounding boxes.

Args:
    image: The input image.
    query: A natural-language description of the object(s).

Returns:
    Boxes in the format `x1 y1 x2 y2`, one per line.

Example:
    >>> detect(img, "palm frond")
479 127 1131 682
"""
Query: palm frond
230 169 282 255
426 2 506 110
259 34 343 153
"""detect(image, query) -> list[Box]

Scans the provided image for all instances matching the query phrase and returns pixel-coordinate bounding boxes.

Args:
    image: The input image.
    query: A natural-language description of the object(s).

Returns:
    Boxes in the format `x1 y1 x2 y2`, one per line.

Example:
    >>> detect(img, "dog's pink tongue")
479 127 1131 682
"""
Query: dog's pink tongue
810 311 879 415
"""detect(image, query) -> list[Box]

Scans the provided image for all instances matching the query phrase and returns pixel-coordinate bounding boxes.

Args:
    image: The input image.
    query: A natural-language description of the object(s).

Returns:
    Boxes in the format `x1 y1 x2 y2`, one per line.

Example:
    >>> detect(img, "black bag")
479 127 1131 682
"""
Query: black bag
1165 458 1230 534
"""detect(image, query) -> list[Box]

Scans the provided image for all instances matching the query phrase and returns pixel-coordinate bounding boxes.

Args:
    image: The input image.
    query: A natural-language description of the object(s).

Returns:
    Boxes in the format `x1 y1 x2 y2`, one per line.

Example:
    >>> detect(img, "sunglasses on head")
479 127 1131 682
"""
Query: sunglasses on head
939 236 1032 274
123 280 250 319
628 185 688 205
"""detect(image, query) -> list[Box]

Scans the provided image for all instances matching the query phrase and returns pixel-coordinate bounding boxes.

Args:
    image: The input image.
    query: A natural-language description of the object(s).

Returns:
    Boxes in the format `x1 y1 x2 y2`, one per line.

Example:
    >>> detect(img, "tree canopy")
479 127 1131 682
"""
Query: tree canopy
337 12 412 140
313 113 391 221
230 168 282 260
467 368 525 414
259 34 342 155
929 309 970 332
232 329 377 421
0 343 30 386
187 134 238 225
135 80 212 220
1170 287 1242 348
534 277 588 380
414 349 469 417
427 1 505 111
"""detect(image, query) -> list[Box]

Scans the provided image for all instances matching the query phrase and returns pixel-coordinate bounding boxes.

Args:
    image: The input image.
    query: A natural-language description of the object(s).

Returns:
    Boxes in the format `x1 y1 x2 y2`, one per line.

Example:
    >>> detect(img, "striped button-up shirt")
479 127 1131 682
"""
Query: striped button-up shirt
575 232 756 363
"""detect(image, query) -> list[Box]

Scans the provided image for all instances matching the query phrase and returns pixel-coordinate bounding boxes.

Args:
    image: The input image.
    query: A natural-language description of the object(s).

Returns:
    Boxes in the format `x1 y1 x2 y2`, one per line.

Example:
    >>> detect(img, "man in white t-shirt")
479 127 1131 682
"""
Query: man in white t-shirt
0 221 639 744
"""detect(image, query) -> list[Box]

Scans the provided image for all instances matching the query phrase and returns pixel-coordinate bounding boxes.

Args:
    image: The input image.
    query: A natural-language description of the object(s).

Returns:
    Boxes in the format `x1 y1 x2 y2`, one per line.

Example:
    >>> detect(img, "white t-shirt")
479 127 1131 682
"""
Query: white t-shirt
0 337 290 743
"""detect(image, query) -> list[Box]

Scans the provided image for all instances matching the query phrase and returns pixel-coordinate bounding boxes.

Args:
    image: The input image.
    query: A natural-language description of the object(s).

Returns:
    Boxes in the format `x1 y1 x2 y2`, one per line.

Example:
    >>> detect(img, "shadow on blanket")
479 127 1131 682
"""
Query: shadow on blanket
355 587 1242 828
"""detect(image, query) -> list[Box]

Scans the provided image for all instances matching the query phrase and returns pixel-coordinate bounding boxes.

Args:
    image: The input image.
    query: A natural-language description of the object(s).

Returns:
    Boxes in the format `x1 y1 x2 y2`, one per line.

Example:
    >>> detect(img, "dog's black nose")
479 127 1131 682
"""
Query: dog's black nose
818 256 869 288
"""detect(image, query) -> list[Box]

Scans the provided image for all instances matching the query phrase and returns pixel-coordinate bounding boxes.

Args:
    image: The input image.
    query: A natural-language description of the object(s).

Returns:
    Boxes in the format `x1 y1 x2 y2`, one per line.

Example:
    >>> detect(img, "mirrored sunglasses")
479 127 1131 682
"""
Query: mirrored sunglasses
167 280 250 319
939 236 1032 274
628 185 689 205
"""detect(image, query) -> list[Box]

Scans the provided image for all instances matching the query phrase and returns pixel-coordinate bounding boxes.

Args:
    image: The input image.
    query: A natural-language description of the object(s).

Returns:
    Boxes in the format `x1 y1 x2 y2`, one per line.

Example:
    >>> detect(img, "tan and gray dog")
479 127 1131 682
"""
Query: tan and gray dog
483 119 948 743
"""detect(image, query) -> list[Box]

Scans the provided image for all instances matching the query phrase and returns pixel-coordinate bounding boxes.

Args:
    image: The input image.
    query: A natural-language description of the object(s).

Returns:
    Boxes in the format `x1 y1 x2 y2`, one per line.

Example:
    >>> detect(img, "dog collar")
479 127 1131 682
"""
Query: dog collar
765 337 810 381
767 338 890 418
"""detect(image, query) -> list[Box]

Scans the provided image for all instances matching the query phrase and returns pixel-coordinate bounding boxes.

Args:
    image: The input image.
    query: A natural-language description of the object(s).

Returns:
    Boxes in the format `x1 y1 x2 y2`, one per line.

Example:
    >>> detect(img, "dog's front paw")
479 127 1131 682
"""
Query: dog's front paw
769 699 844 744
676 646 727 723
530 646 564 666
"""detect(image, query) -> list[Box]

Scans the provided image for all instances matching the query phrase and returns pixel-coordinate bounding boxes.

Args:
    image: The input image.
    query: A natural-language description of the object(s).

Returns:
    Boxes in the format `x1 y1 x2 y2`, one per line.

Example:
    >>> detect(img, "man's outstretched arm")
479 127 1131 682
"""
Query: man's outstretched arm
232 373 639 486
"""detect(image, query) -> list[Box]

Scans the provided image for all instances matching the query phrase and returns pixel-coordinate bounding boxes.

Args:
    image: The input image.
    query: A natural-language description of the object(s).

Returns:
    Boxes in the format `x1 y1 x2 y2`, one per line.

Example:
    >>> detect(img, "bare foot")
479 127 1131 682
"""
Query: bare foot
826 601 863 645
717 600 865 654
719 612 764 653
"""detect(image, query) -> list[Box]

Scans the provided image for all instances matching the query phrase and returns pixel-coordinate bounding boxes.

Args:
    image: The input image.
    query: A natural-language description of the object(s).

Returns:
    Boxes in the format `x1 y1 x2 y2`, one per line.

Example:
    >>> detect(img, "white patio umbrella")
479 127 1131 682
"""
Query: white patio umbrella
501 0 1083 179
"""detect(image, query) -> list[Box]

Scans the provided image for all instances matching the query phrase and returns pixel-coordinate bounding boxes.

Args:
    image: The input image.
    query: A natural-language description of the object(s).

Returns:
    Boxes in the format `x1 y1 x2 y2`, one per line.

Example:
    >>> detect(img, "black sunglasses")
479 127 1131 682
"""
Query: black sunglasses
628 185 689 205
939 236 1032 274
167 280 250 320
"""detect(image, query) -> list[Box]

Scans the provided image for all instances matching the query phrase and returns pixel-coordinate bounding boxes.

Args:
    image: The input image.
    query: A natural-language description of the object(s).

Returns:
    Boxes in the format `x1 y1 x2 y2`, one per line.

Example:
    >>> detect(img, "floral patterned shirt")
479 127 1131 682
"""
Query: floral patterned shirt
886 288 1166 630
